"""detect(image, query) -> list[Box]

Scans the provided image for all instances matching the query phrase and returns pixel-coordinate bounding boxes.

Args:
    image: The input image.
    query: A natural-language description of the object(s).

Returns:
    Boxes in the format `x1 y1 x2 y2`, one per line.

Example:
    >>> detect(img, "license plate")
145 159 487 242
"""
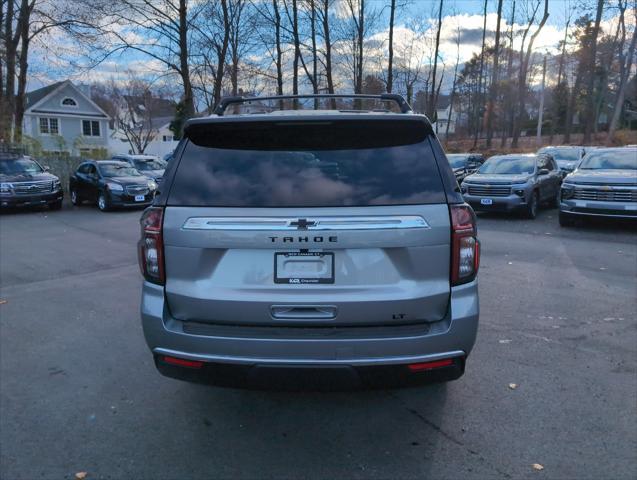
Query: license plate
134 195 145 202
480 198 493 205
274 252 334 284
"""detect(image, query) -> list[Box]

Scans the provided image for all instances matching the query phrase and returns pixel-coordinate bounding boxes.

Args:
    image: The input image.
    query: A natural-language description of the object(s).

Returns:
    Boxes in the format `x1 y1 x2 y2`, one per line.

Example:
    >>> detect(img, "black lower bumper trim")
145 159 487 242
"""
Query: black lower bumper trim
154 355 466 391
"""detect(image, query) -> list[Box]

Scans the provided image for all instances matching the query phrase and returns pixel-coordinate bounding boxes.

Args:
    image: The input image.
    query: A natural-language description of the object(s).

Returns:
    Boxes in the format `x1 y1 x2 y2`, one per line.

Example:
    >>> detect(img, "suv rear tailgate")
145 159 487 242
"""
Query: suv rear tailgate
163 205 450 327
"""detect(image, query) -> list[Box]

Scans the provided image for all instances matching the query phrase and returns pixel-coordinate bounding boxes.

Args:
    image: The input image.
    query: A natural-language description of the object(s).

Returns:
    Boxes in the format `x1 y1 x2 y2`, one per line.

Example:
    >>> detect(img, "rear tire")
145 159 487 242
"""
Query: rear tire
526 191 539 219
97 193 110 212
559 211 576 227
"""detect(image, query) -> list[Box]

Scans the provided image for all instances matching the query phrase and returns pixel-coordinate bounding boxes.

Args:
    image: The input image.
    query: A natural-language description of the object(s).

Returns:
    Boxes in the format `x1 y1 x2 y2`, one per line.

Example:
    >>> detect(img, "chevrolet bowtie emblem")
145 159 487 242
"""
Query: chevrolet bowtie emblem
289 219 317 230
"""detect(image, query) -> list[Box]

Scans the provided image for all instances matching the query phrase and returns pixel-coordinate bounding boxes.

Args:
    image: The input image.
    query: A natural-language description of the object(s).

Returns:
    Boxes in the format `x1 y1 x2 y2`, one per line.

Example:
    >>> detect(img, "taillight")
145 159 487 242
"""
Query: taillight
450 204 480 285
138 206 165 285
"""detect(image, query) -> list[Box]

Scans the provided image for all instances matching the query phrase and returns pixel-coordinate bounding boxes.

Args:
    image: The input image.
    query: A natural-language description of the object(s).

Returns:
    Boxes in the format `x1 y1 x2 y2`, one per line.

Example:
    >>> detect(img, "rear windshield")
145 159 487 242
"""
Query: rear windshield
168 120 445 207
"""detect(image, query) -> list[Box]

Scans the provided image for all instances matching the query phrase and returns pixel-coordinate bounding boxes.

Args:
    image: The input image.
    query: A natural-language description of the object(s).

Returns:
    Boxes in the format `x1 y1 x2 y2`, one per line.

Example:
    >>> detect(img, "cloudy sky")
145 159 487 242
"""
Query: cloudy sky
27 0 627 95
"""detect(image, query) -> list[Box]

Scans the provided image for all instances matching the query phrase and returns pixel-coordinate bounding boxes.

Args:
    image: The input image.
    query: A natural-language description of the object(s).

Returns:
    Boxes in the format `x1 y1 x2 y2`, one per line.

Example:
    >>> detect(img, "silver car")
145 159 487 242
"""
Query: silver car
559 147 637 226
112 154 167 184
138 94 480 390
461 154 562 218
537 146 586 173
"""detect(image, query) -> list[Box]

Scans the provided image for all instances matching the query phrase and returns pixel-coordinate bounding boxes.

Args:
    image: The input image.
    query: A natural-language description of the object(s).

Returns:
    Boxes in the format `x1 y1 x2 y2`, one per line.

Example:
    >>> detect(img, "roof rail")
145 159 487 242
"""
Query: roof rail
213 94 413 116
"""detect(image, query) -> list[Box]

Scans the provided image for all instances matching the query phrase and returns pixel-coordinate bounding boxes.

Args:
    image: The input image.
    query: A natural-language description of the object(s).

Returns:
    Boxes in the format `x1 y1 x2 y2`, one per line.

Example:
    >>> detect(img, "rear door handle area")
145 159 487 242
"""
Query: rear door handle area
270 305 337 320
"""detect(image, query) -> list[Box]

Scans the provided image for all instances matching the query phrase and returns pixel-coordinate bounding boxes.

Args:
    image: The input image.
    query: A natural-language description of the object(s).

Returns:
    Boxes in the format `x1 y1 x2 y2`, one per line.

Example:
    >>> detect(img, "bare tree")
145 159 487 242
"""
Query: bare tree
340 0 377 94
427 0 443 119
80 0 199 124
228 0 256 96
252 0 285 95
471 0 488 148
394 17 428 105
445 21 462 141
110 75 173 154
500 0 516 147
317 0 335 93
0 0 91 141
548 0 572 143
485 0 504 147
386 0 396 93
511 0 549 148
608 4 637 143
583 0 604 143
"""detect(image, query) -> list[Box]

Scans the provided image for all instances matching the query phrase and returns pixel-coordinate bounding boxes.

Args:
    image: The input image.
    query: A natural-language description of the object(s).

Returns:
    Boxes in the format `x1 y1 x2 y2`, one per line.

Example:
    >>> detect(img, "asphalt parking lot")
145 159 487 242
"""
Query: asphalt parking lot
1 204 636 480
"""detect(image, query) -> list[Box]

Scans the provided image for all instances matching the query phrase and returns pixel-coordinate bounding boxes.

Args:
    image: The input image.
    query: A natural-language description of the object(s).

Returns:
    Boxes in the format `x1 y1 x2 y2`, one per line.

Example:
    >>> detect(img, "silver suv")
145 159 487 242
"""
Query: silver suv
559 147 637 226
138 94 480 389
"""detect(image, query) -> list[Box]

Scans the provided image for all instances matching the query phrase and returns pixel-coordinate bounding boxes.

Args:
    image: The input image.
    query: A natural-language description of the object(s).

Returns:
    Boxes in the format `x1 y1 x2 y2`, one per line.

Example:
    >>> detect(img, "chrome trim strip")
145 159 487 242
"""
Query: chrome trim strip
154 347 464 366
182 215 429 231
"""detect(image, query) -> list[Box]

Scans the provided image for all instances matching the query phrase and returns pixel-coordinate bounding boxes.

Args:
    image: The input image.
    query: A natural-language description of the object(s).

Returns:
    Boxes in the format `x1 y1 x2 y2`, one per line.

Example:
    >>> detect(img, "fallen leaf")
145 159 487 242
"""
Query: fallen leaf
75 473 88 480
532 463 544 471
498 339 512 344
508 383 518 390
0 300 6 305
507 261 513 265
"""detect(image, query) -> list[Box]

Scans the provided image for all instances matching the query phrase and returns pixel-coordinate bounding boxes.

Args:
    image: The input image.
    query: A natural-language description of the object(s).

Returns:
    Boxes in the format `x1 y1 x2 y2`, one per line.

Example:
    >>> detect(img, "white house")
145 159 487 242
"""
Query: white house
23 80 111 157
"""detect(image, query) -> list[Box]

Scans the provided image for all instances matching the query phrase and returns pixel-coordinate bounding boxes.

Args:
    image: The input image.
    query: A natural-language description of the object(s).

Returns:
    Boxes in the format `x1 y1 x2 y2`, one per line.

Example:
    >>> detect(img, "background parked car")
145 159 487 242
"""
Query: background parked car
447 153 485 183
559 147 637 226
461 154 562 218
69 160 157 212
537 146 586 173
111 154 167 184
0 154 63 210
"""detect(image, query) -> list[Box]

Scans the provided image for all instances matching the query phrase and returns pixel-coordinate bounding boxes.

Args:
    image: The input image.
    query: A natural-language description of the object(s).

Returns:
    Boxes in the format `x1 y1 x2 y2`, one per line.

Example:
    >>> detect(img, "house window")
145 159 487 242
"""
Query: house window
39 117 59 135
61 97 78 107
82 120 100 137
162 135 177 142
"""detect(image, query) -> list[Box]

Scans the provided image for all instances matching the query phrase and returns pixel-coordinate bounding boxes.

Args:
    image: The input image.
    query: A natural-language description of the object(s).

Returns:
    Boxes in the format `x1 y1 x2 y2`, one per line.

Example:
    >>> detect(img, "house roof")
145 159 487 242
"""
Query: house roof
24 80 111 119
123 95 176 119
25 81 65 108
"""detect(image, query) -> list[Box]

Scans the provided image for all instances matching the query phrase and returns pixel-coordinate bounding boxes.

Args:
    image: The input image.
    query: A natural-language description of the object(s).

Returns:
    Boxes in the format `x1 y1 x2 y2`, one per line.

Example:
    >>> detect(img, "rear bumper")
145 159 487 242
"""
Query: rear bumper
141 280 479 388
0 191 63 208
560 199 637 219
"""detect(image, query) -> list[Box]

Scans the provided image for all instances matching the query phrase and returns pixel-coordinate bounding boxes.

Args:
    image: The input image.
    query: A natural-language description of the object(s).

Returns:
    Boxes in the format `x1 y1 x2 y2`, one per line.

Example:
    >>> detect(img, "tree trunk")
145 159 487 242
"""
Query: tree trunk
310 0 318 95
472 0 488 148
322 0 334 94
1 0 20 142
14 9 30 143
386 0 395 93
485 0 503 148
500 0 516 147
594 2 623 134
179 0 195 119
213 0 230 108
549 15 570 143
608 21 637 143
564 66 582 144
273 0 284 95
582 0 604 143
427 0 443 119
355 0 364 94
292 0 300 96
